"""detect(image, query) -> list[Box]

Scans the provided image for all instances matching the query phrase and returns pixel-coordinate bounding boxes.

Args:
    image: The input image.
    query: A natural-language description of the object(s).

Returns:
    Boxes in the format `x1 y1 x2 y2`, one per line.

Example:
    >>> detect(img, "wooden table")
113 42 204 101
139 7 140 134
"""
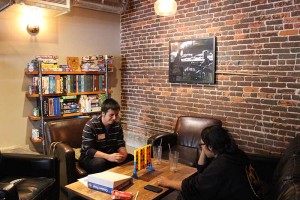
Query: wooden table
65 160 197 200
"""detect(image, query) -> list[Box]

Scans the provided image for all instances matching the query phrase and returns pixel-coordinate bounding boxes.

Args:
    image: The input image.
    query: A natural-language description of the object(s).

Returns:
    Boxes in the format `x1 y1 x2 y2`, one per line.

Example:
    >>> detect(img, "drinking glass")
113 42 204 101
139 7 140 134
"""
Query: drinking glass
152 146 162 164
169 151 179 172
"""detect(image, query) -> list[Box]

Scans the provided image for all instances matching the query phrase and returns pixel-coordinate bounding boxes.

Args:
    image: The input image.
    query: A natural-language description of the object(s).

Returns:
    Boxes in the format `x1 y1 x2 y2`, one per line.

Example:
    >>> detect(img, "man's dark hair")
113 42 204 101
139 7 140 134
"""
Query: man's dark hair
101 98 120 114
201 125 237 155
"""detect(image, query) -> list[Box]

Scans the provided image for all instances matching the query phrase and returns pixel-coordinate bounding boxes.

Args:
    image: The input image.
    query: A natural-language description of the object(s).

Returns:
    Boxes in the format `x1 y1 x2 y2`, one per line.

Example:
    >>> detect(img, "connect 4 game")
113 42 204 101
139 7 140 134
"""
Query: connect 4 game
132 144 155 179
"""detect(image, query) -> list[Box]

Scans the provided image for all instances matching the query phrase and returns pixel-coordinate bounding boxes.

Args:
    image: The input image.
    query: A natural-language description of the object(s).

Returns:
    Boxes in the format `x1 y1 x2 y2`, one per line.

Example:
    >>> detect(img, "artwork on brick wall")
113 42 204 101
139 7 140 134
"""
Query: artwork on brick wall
169 37 216 84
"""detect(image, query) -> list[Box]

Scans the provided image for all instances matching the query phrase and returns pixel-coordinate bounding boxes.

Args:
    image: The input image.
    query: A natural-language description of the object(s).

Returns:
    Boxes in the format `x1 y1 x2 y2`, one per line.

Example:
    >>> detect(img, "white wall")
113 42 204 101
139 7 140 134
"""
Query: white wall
0 5 121 150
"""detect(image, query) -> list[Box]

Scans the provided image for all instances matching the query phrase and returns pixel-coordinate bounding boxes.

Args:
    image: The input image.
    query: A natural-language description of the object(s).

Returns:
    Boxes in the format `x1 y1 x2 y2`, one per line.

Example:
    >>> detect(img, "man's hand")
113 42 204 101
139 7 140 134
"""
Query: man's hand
157 176 182 191
117 147 128 163
157 176 170 187
107 153 124 163
198 149 207 165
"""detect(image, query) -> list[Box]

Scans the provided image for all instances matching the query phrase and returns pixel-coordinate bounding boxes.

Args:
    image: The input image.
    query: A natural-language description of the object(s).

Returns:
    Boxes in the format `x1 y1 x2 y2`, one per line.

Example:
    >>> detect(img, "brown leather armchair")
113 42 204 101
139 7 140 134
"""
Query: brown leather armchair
44 117 90 200
147 116 222 167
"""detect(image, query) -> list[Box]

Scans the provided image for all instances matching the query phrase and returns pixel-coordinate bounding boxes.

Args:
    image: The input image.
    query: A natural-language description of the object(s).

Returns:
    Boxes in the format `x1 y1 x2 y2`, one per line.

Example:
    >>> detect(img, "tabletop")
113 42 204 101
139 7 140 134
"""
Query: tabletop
65 160 197 200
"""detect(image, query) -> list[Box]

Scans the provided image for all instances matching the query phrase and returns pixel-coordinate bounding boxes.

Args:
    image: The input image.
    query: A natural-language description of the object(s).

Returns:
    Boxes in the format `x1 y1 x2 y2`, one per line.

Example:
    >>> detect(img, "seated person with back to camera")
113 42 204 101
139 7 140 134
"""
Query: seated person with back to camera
157 125 263 200
79 98 133 174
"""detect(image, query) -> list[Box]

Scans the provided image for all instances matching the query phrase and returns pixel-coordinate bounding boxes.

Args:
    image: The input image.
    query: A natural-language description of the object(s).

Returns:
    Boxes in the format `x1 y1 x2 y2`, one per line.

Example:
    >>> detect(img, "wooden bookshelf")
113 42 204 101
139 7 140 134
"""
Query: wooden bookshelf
26 90 112 98
25 61 113 154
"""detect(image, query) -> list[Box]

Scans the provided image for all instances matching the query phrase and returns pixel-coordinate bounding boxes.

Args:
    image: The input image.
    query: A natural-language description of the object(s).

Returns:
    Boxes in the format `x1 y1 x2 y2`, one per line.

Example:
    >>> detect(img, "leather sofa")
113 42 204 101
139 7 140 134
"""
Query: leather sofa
147 116 222 167
0 152 59 200
249 134 300 200
44 117 90 200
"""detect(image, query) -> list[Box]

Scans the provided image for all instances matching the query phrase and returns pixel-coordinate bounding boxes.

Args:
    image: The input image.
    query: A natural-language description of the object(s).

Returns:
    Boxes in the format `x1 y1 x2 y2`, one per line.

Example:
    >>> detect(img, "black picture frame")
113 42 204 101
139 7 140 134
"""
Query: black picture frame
169 37 216 84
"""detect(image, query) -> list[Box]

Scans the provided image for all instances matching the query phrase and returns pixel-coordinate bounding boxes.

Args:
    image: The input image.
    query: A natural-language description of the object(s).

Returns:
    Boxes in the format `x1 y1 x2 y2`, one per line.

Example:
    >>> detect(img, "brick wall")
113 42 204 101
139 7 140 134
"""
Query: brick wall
120 0 300 156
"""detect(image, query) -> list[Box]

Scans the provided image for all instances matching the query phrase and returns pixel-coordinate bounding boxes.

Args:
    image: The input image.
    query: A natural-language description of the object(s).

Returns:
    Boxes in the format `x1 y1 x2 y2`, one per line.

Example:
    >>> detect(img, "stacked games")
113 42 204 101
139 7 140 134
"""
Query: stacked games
35 55 59 71
81 55 113 72
87 171 133 194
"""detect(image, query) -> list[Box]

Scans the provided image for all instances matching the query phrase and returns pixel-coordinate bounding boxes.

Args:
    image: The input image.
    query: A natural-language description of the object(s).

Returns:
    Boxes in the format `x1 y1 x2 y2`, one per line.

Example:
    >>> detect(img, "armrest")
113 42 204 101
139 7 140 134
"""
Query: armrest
54 143 86 186
247 153 280 183
1 153 59 179
147 133 177 152
0 182 19 200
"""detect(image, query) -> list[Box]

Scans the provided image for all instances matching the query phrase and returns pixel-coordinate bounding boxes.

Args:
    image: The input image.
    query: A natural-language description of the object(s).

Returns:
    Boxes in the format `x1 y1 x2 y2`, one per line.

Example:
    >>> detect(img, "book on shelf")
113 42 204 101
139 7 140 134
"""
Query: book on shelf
38 97 49 116
49 75 56 94
87 171 133 194
42 76 49 94
61 95 79 114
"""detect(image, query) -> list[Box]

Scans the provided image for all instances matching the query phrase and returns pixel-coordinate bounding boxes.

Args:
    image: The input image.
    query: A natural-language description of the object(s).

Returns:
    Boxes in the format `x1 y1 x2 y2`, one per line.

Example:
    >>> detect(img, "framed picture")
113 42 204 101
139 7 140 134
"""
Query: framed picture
169 37 216 84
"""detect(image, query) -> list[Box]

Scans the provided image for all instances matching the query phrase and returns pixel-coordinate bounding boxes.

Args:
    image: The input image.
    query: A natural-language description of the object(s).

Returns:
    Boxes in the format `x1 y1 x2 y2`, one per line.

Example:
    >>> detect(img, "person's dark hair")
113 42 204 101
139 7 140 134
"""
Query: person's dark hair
201 125 237 155
101 98 120 114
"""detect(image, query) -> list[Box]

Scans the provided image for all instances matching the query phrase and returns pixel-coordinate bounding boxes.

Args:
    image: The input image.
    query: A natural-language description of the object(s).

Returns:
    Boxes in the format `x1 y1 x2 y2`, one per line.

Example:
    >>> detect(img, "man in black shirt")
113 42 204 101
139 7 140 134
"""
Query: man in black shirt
79 98 133 173
158 125 263 200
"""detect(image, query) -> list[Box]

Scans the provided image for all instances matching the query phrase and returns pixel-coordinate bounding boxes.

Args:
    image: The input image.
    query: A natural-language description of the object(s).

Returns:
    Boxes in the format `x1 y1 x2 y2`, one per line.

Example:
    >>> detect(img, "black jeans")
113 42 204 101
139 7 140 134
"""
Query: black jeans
80 154 134 174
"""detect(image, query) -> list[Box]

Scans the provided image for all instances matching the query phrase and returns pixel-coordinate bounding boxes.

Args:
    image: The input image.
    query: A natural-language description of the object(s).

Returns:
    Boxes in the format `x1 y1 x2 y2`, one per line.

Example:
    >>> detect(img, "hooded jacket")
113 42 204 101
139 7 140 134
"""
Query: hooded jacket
180 149 261 200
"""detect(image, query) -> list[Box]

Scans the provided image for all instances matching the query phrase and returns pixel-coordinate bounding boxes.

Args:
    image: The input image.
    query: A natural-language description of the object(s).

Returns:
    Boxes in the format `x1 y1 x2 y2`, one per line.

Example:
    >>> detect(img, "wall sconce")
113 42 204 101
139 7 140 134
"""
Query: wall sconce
21 5 42 35
27 24 39 34
154 0 177 17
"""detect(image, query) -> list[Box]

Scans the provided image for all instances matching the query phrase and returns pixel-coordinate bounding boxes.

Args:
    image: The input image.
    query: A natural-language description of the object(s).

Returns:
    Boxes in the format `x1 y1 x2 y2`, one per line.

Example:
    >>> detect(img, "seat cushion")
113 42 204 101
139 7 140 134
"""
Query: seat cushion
0 177 55 200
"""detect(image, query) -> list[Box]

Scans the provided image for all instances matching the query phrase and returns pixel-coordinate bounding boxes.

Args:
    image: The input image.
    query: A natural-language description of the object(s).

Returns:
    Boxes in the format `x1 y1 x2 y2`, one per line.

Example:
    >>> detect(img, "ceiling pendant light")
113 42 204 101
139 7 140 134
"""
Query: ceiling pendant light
154 0 177 17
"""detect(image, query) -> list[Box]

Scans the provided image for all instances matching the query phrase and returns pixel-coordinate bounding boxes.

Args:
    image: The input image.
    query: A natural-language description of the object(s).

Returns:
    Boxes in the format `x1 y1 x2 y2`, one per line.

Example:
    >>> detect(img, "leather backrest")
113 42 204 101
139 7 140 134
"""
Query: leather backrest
45 117 90 152
174 116 222 148
274 134 300 181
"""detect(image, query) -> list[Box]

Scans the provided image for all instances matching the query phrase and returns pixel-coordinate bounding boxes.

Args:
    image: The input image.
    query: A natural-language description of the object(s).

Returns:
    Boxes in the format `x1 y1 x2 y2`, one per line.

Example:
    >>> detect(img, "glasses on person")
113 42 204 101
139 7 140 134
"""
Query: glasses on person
198 143 205 148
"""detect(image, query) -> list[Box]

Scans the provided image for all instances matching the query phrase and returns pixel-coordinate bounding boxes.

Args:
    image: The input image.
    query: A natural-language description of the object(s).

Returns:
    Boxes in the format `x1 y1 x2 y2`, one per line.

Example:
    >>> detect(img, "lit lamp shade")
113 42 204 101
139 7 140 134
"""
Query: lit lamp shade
154 0 177 17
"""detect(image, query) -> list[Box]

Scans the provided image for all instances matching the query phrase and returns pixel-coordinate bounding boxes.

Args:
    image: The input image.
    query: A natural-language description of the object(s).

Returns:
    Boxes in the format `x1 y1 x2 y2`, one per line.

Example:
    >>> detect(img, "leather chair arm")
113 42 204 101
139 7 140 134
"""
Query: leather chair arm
147 133 177 152
53 143 77 185
1 153 59 179
53 143 87 186
75 162 88 177
0 182 19 200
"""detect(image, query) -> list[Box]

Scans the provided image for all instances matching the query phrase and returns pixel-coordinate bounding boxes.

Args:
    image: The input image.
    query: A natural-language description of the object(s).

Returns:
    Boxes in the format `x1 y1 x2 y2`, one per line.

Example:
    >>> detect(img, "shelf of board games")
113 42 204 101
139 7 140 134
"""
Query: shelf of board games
26 66 112 154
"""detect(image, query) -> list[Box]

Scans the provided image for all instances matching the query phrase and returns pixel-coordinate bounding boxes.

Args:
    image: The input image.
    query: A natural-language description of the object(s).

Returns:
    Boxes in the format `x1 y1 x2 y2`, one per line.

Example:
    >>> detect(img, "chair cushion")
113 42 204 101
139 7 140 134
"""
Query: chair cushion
74 148 81 160
0 177 55 200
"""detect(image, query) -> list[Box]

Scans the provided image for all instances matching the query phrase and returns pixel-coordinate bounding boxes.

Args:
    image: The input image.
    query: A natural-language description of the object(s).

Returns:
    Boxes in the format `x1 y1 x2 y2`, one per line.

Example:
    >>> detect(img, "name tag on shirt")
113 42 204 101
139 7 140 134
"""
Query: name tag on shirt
98 133 106 140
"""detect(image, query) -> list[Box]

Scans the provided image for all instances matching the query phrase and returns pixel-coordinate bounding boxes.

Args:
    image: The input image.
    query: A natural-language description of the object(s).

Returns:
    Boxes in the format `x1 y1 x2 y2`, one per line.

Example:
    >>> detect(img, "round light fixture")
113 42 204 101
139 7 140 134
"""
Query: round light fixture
154 0 177 17
27 24 40 34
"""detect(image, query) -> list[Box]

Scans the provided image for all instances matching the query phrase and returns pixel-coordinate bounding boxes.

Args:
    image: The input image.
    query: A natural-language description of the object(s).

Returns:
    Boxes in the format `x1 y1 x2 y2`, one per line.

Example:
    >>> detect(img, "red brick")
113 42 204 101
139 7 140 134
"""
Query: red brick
121 0 300 156
279 29 299 36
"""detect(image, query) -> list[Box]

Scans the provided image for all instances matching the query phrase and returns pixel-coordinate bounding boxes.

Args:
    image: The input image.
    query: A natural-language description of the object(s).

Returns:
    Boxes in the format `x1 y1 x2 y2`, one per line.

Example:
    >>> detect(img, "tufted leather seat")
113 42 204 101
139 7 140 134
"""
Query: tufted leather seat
0 152 59 200
147 116 222 167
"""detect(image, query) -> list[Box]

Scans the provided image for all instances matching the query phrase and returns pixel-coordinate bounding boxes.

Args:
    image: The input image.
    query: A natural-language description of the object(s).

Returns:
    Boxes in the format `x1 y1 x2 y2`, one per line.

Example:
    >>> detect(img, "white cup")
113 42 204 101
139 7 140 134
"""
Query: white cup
169 151 179 172
152 146 162 164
